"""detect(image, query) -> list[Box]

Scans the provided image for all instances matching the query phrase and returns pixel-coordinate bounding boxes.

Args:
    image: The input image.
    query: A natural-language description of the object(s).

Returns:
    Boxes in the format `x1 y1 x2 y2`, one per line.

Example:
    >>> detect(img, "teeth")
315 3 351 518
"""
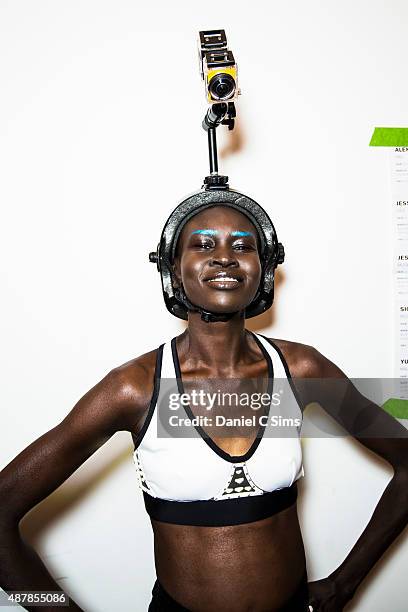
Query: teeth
208 277 238 282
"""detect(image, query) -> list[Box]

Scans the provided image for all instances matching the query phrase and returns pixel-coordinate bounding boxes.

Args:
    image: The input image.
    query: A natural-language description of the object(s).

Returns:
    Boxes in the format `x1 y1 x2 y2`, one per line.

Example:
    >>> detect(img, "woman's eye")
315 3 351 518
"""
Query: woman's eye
191 241 254 251
194 241 213 249
234 243 253 251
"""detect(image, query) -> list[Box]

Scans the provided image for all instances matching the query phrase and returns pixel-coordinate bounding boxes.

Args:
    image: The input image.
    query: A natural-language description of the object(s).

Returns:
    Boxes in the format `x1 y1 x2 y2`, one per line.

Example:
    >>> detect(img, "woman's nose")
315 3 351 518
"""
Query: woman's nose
209 248 238 267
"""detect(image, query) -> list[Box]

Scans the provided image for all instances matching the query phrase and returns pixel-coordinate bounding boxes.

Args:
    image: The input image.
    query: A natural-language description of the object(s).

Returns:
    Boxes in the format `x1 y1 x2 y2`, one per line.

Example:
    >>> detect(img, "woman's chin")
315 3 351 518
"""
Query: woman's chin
185 289 257 315
192 299 249 315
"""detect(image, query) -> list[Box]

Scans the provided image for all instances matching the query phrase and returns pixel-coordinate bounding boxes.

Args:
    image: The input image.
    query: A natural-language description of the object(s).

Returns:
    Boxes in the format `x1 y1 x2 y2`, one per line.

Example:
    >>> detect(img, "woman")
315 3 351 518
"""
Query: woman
0 187 407 612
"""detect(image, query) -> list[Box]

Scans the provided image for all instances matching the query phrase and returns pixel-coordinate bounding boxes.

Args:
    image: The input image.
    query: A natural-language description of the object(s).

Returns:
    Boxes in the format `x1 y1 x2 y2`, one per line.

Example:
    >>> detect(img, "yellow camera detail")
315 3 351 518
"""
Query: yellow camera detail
198 29 240 104
205 66 239 103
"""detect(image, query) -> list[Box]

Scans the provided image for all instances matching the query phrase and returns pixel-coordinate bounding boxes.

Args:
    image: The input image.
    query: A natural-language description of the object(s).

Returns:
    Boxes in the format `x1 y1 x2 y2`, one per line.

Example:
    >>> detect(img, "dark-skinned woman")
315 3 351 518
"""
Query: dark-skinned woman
0 188 407 612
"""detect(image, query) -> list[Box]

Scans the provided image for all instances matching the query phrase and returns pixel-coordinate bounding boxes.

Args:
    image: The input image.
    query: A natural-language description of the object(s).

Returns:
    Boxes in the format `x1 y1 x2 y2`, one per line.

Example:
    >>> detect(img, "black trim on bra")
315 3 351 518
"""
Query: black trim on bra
258 335 305 420
131 343 164 450
143 482 298 527
171 331 274 464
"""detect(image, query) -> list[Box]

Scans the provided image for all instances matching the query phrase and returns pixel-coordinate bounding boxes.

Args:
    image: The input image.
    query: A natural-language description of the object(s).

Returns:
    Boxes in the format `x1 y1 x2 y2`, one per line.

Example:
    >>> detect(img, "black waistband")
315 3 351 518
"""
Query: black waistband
143 483 298 527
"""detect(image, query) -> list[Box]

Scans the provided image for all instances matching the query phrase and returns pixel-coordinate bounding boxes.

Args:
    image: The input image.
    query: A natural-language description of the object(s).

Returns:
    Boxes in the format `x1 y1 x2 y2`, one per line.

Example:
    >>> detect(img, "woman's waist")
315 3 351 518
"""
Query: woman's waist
152 507 307 609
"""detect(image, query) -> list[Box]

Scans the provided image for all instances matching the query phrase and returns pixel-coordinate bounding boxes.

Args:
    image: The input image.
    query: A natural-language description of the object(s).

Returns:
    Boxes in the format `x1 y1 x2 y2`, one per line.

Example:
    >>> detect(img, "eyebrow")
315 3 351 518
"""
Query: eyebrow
191 229 254 237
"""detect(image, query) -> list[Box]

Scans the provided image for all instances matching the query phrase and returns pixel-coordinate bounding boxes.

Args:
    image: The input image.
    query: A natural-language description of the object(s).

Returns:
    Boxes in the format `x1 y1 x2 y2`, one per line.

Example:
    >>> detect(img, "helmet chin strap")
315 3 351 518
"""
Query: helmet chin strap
174 286 240 323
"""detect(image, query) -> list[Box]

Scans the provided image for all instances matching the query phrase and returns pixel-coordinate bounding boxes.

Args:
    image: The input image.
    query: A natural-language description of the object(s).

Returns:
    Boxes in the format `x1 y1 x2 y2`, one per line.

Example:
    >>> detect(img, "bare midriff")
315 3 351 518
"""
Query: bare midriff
151 501 306 612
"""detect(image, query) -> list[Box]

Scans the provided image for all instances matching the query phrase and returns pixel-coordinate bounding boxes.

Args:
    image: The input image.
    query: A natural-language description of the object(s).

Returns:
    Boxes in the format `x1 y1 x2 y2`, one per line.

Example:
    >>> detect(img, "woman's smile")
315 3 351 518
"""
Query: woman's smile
204 270 244 290
206 278 240 289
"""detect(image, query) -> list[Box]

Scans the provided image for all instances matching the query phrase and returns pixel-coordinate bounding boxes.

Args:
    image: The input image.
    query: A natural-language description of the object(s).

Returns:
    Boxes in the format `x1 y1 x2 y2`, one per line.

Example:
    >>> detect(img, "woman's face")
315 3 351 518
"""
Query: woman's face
172 205 262 315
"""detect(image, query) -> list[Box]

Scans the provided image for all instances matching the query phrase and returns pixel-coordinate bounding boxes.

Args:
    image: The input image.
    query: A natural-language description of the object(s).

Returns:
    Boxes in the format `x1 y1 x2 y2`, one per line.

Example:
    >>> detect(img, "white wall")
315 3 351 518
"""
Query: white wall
1 1 407 610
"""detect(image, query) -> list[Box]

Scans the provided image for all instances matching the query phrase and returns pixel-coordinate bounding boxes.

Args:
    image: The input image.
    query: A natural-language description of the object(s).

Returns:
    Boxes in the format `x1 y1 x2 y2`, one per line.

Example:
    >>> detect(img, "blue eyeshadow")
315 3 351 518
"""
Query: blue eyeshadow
191 229 218 235
191 229 253 237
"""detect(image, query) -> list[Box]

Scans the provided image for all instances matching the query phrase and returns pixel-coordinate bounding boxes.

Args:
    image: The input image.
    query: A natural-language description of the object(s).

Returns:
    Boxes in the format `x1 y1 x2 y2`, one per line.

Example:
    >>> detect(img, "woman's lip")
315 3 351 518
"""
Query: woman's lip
204 275 243 282
207 277 240 283
205 278 242 289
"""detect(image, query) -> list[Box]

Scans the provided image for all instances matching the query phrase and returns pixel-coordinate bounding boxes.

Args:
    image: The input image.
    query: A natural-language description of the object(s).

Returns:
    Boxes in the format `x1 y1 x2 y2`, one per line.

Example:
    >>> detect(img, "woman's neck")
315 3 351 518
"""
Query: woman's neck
179 311 252 372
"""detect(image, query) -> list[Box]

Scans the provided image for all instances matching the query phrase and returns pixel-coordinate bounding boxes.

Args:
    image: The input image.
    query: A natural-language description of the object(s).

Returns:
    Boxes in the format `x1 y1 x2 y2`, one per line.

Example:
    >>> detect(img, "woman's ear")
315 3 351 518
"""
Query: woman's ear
172 257 181 288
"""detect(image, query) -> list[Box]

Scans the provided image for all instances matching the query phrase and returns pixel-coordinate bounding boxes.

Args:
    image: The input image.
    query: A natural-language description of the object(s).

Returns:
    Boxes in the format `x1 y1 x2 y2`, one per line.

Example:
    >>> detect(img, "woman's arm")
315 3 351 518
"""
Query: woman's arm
280 340 408 610
0 356 154 612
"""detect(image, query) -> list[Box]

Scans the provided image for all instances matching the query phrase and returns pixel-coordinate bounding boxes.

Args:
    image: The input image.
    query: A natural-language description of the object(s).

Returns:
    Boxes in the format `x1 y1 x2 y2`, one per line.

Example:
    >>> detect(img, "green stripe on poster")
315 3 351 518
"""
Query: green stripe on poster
382 398 408 419
369 127 408 146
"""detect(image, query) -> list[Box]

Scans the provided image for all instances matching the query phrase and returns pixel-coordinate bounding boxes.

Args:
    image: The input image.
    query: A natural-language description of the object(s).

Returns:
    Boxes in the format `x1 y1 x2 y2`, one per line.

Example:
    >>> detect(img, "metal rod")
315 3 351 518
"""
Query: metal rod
208 128 218 174
202 103 227 130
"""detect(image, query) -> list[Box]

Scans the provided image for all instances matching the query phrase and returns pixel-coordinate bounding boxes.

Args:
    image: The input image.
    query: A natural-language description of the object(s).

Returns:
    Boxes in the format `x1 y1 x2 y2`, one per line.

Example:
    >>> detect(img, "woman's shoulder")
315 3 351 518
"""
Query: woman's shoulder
103 346 161 433
263 336 328 378
114 346 160 378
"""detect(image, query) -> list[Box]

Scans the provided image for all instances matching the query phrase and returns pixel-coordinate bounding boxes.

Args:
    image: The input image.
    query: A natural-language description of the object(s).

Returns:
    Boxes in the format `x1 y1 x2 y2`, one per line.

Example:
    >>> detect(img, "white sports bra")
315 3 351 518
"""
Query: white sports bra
131 331 305 526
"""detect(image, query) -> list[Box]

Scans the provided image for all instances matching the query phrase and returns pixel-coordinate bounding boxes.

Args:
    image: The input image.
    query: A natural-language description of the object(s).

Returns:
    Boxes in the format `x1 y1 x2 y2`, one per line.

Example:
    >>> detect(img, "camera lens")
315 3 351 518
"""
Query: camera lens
208 73 236 101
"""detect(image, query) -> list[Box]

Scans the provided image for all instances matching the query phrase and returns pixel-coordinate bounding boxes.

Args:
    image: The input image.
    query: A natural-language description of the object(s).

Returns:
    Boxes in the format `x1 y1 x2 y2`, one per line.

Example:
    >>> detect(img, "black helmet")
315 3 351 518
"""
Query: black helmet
149 186 284 323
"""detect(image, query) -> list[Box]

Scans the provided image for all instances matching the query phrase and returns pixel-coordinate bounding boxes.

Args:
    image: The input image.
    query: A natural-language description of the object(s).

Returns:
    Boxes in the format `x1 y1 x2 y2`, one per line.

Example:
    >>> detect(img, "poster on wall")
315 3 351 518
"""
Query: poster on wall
371 128 408 415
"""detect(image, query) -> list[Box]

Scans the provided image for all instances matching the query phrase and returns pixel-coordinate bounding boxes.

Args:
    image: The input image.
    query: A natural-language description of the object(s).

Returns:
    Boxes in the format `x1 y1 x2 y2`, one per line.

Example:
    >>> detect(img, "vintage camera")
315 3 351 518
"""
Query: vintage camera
198 29 240 103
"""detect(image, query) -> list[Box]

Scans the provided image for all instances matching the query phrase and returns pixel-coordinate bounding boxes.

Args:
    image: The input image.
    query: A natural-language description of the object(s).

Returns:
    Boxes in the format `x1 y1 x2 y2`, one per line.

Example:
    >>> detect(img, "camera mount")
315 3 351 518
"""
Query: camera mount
202 101 236 189
198 29 239 191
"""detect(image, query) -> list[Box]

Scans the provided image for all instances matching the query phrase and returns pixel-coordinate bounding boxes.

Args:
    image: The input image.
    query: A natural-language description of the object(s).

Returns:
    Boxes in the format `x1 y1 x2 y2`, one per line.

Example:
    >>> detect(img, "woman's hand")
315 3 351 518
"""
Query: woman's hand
0 356 152 607
307 575 352 612
282 341 408 611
